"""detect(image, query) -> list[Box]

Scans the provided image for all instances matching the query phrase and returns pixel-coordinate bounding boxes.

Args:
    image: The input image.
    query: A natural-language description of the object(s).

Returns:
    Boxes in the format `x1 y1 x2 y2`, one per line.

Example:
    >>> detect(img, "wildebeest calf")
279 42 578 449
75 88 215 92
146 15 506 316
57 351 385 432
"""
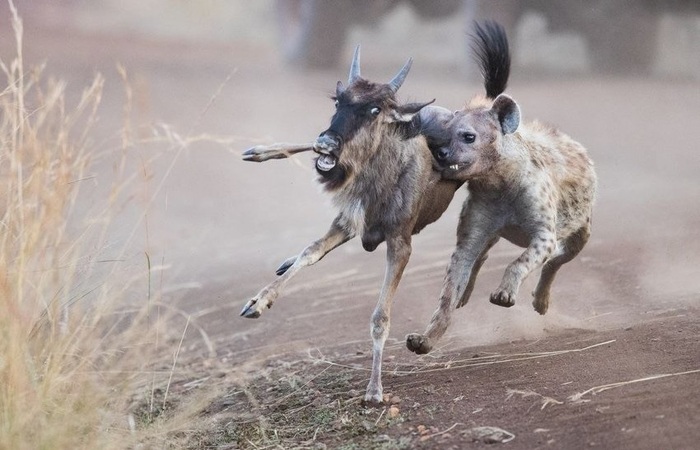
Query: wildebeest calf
406 22 597 355
240 47 460 403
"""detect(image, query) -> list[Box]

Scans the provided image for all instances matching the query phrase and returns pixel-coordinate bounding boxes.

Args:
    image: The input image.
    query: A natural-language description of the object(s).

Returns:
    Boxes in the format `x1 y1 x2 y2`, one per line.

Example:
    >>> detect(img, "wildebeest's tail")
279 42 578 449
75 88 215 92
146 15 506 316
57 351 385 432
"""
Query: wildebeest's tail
471 21 510 99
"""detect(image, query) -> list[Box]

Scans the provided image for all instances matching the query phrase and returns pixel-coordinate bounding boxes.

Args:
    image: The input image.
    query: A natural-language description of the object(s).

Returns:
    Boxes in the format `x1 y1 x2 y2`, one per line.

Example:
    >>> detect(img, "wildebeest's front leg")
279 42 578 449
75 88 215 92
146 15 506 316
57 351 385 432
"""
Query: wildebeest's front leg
364 234 412 404
240 217 353 318
406 201 499 354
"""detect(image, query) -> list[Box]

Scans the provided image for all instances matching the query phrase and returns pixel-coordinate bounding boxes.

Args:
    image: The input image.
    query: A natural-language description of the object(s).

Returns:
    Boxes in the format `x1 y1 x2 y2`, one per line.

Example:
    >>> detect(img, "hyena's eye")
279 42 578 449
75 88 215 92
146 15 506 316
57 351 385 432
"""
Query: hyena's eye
334 100 339 108
460 132 476 144
370 107 381 116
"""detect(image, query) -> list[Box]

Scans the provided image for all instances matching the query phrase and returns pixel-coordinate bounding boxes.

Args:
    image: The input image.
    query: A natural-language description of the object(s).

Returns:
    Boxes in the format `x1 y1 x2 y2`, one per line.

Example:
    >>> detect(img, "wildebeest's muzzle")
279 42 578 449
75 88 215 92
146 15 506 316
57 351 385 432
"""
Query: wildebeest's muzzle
315 130 343 172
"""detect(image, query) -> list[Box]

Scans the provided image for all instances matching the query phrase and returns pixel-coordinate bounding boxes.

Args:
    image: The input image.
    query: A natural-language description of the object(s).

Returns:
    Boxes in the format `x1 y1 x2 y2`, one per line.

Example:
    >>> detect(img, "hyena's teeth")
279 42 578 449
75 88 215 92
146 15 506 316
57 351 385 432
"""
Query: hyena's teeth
450 164 459 170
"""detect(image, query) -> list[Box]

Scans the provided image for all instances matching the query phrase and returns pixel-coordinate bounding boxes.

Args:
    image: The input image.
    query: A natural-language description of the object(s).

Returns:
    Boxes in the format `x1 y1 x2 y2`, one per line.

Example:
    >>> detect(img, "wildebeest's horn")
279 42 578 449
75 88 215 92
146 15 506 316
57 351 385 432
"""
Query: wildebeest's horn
348 45 361 84
388 57 413 92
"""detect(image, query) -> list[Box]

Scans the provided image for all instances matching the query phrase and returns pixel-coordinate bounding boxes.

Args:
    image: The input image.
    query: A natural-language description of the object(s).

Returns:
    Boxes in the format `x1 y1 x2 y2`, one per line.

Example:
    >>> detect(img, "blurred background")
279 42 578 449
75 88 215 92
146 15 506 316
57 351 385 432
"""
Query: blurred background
6 0 700 75
2 0 699 356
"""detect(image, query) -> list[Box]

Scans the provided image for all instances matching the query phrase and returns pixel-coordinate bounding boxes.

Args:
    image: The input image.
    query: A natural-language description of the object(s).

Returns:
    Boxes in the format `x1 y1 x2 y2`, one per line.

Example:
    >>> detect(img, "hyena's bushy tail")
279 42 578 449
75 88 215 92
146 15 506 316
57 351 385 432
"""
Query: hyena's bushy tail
471 20 511 99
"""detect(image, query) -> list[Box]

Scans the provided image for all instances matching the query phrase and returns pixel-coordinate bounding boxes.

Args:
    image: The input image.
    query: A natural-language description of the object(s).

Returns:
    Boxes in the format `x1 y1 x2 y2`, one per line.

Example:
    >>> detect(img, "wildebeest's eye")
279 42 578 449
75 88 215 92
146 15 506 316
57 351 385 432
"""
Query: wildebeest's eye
460 132 476 144
334 100 339 108
370 107 381 116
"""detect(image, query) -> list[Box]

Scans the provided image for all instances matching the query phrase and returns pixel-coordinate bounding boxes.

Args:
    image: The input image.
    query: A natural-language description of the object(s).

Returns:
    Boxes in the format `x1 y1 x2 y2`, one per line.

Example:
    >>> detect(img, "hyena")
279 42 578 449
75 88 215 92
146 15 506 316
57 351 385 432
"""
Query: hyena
406 21 597 355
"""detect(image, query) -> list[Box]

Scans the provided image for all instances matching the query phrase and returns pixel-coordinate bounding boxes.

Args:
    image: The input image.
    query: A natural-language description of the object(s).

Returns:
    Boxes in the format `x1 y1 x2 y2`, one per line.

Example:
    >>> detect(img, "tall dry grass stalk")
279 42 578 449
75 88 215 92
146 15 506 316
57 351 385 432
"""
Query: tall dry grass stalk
0 3 209 448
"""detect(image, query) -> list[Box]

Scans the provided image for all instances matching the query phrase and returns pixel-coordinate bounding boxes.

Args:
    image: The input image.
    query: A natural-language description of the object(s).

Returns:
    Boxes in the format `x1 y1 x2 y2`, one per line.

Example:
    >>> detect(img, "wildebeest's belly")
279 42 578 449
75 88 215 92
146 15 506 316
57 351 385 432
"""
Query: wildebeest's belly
412 179 464 235
357 178 462 252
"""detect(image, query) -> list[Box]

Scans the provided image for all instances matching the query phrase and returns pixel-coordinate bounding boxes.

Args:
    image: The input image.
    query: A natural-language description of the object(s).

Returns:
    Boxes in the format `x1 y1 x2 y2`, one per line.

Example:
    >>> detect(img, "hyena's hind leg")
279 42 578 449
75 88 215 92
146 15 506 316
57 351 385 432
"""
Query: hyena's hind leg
456 236 500 308
532 225 591 315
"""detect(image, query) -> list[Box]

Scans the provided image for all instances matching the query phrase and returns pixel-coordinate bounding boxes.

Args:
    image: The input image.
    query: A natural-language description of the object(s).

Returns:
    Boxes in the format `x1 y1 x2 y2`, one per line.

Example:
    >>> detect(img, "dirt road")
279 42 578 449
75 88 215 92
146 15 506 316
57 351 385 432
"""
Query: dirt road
6 23 700 449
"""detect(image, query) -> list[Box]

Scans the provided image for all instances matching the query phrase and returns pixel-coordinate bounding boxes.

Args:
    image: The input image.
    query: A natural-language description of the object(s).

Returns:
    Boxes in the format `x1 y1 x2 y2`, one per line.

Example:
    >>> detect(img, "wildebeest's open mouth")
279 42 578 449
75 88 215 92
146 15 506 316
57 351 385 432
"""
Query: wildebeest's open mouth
316 153 337 172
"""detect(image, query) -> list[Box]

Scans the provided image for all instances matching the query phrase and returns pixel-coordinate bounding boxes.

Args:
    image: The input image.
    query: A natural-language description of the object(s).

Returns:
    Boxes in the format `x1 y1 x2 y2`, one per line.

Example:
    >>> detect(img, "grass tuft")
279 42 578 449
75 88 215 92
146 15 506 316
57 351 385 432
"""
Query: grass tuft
0 2 218 448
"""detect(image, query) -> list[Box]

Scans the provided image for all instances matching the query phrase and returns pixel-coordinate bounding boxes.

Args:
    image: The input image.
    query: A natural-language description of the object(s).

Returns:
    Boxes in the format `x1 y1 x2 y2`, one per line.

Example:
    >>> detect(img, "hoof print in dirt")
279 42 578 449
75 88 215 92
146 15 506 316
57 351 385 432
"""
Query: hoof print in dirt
489 289 516 308
406 333 432 354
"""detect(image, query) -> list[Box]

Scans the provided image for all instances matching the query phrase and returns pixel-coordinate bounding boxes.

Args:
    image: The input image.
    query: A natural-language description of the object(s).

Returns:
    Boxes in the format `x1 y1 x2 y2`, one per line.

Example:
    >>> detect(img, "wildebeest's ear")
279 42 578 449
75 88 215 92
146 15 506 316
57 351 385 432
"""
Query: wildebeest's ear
336 81 345 97
490 94 520 134
388 99 436 123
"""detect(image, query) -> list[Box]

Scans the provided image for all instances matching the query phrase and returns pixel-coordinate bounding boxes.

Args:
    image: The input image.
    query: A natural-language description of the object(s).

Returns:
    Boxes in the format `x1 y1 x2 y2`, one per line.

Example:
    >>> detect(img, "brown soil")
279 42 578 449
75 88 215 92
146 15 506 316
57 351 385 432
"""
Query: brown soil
192 310 698 449
5 17 699 450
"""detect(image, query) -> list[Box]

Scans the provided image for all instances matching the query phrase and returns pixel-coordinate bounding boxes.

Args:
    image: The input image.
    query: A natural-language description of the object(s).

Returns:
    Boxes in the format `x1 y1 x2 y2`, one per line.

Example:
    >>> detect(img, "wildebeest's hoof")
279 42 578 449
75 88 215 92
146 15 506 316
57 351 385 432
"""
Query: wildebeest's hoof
275 256 296 276
406 333 432 354
240 299 264 318
490 289 516 308
241 146 263 162
362 390 384 406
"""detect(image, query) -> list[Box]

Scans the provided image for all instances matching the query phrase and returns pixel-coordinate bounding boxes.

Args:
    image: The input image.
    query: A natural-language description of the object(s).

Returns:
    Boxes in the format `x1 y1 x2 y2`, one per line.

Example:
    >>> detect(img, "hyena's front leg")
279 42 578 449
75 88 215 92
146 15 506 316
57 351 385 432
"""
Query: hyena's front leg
406 201 499 355
240 217 353 318
456 236 500 308
364 234 412 404
490 225 557 308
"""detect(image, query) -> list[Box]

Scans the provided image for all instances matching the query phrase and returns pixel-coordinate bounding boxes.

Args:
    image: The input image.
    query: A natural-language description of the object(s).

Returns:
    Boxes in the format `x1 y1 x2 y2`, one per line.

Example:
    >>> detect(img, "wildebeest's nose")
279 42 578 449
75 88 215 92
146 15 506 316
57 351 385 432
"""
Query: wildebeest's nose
316 132 340 153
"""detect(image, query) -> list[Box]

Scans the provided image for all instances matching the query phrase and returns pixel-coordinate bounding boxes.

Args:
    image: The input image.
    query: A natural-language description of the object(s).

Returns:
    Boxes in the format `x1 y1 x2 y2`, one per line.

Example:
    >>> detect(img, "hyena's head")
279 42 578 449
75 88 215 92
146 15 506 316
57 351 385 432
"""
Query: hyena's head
314 46 433 190
431 94 520 180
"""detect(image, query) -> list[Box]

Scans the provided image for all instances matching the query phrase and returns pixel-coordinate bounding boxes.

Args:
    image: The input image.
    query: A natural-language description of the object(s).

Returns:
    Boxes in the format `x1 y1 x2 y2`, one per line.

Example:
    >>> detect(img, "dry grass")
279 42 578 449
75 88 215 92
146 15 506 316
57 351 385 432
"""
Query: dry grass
506 389 563 410
0 3 217 448
568 368 700 403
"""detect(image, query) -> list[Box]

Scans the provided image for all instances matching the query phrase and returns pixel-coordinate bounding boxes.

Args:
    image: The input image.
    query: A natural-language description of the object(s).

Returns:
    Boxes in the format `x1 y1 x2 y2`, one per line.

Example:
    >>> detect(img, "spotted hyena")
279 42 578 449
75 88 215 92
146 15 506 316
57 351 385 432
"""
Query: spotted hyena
406 21 597 355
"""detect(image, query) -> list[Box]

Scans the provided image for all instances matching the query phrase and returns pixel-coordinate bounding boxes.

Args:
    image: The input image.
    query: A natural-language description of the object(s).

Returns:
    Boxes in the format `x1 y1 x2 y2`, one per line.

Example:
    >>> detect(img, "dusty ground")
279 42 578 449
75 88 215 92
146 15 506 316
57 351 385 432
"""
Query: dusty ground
4 15 700 449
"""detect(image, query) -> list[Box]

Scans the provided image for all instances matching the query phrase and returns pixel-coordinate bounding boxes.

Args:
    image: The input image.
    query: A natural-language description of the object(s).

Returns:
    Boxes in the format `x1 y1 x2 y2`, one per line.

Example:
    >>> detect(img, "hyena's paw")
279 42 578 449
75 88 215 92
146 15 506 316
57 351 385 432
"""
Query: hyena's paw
490 288 516 308
406 333 433 355
532 293 549 315
239 294 274 319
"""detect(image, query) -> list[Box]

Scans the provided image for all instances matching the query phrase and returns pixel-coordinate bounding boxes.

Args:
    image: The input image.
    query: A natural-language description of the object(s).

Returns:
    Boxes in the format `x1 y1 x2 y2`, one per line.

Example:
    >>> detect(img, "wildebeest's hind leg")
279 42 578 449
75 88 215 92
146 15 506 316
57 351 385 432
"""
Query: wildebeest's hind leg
240 217 353 318
532 225 590 315
364 234 412 404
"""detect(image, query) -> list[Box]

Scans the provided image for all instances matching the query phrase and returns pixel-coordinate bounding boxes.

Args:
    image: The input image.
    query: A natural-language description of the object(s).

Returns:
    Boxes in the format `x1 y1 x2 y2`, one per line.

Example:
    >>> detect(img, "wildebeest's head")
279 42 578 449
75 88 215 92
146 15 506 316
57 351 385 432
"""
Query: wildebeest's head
314 46 434 188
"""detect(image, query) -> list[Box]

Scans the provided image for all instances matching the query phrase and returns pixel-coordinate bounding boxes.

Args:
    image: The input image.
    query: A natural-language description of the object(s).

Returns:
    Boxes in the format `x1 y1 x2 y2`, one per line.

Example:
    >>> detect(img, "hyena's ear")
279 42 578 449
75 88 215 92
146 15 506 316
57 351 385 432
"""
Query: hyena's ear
491 94 520 134
388 99 436 123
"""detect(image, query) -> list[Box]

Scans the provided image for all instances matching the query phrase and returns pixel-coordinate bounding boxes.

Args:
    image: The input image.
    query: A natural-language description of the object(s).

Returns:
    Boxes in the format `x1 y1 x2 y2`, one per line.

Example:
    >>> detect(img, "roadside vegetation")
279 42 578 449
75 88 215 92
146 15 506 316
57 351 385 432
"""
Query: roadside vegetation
0 3 216 448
